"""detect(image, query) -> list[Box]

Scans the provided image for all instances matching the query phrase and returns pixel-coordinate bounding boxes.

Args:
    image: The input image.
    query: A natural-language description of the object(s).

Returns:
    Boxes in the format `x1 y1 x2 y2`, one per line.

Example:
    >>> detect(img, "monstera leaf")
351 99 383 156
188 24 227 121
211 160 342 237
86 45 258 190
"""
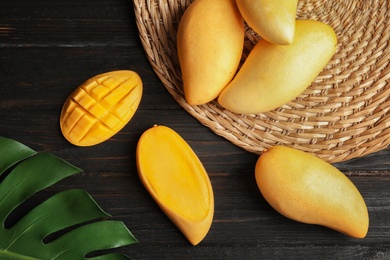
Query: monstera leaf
0 137 138 259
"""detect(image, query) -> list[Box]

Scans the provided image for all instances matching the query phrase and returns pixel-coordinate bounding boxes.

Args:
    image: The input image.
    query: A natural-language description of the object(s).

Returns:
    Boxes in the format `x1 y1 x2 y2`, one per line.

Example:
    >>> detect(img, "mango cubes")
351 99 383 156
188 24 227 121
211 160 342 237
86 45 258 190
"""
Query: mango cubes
60 70 142 146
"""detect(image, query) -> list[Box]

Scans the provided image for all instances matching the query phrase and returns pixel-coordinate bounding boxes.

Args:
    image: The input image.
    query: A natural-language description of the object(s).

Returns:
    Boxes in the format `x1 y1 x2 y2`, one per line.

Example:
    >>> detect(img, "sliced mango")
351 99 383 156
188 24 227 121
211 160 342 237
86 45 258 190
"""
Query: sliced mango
60 70 142 146
136 125 214 245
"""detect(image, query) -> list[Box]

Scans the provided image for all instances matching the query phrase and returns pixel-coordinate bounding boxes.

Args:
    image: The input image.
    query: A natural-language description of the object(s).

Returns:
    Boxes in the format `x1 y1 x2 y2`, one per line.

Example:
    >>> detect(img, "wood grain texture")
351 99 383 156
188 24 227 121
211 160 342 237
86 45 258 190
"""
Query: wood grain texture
0 0 389 259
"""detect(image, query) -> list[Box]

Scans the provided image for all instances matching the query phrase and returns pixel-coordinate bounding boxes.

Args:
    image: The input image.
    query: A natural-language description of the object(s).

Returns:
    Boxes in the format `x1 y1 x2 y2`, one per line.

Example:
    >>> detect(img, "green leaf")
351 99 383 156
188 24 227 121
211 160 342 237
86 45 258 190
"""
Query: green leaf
0 136 36 176
0 137 137 259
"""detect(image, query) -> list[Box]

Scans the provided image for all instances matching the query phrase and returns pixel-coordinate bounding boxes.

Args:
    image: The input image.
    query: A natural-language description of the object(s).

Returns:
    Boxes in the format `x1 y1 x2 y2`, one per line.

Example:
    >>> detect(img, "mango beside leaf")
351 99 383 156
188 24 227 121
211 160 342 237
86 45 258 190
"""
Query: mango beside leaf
236 0 298 45
60 70 142 146
218 19 337 114
177 0 244 105
255 146 369 238
136 125 214 245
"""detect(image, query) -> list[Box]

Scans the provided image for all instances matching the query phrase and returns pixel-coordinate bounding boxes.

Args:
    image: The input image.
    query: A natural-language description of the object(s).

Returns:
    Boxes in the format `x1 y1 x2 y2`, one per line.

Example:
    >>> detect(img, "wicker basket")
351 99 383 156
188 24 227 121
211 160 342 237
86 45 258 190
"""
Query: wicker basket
133 0 390 163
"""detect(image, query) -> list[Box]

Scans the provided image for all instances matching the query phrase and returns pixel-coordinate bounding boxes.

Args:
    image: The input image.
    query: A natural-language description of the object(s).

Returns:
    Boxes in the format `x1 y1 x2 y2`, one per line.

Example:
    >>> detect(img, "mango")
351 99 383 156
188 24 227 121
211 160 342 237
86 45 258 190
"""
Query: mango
60 70 142 146
136 125 214 245
255 146 369 238
236 0 298 45
218 19 337 114
177 0 244 105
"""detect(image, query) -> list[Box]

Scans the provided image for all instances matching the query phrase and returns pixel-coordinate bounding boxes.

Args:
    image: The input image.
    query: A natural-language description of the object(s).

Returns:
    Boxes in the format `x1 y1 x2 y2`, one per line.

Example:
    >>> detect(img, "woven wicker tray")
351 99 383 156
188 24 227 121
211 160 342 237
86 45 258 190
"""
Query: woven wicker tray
134 0 390 163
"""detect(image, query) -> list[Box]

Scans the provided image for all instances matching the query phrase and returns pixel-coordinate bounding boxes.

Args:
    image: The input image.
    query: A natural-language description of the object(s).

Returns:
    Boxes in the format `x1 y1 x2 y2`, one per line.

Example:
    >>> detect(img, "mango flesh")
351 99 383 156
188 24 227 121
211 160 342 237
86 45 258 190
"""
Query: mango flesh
136 125 214 245
60 70 142 146
236 0 298 45
177 0 244 105
255 146 369 238
218 19 337 114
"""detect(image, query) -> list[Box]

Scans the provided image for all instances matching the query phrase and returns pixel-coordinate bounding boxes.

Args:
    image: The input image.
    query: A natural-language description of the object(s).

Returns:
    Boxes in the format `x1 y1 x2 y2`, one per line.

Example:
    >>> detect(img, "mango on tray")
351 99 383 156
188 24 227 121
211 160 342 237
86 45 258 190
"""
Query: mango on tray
218 20 337 114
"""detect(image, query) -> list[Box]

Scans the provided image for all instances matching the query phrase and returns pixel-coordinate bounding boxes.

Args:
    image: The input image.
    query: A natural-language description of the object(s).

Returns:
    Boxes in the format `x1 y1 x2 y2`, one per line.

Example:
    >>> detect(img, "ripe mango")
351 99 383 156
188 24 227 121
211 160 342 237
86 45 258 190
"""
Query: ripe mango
136 125 214 245
177 0 244 105
255 146 369 238
236 0 298 45
60 70 142 146
218 19 337 114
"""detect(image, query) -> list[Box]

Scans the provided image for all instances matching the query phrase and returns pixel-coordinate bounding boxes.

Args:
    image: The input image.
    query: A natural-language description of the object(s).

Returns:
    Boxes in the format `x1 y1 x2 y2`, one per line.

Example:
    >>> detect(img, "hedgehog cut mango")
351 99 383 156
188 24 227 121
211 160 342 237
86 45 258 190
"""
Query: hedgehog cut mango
136 125 214 245
60 70 142 146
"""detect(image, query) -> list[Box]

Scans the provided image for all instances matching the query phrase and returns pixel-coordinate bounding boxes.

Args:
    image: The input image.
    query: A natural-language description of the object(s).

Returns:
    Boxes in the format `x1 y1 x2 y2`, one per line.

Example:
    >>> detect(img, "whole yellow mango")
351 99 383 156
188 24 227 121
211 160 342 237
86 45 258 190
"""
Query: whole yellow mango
236 0 298 45
255 146 369 238
177 0 244 105
136 125 214 245
218 19 337 114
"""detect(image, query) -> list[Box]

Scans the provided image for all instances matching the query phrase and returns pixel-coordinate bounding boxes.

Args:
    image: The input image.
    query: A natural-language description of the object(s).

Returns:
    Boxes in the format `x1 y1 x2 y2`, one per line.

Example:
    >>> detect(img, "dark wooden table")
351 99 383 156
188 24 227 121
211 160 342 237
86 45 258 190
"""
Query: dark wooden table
1 0 389 259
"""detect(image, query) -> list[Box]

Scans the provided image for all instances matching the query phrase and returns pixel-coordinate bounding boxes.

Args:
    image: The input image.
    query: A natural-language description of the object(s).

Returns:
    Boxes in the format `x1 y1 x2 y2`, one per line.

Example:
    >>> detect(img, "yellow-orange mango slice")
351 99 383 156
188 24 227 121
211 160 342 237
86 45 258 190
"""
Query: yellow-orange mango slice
136 125 214 245
218 20 337 114
177 0 244 105
236 0 298 45
255 146 369 238
60 70 142 146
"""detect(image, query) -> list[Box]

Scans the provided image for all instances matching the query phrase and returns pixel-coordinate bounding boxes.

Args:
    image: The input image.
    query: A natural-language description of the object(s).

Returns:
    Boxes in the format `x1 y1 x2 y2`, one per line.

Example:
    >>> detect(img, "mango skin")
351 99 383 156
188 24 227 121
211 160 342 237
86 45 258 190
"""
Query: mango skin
136 125 214 245
255 146 369 238
60 70 142 146
218 19 337 114
177 0 244 105
236 0 298 45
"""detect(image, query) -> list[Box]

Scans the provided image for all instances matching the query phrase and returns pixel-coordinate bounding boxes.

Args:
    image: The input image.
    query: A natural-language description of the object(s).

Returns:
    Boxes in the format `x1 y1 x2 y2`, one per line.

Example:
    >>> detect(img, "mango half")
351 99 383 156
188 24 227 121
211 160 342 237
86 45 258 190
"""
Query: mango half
255 146 369 238
136 125 214 245
60 70 142 146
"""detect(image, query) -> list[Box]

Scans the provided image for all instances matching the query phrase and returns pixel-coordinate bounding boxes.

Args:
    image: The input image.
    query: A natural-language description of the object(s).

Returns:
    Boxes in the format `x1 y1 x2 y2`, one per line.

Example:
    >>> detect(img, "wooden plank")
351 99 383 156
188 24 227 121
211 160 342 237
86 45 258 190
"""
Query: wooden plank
0 0 389 258
0 0 135 20
0 1 137 46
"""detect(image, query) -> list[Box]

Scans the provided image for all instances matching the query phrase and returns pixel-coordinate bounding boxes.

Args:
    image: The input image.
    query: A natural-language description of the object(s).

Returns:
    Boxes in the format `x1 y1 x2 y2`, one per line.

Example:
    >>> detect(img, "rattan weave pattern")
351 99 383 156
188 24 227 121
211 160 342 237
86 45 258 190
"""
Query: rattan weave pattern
133 0 390 163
